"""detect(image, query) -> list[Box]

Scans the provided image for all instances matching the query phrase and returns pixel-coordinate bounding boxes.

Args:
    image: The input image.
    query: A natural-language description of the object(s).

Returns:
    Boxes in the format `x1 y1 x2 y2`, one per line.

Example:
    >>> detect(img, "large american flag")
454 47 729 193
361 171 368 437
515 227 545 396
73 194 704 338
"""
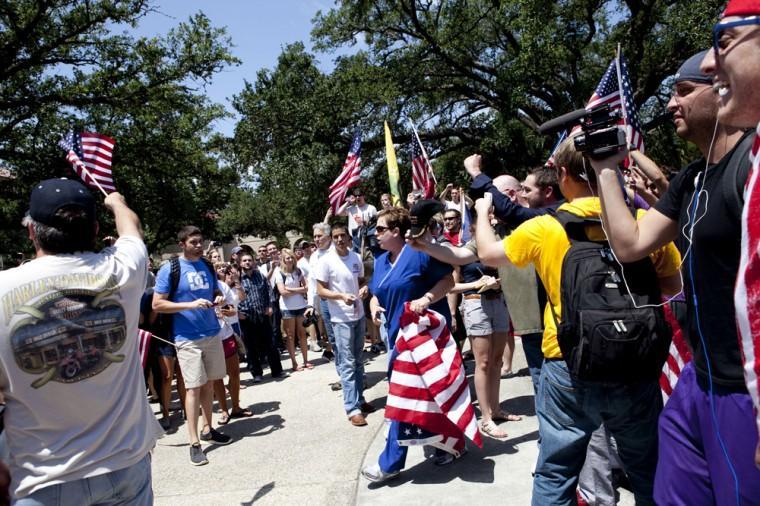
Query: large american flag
385 305 482 451
410 136 436 199
329 130 362 214
585 55 645 152
59 131 116 193
734 123 760 437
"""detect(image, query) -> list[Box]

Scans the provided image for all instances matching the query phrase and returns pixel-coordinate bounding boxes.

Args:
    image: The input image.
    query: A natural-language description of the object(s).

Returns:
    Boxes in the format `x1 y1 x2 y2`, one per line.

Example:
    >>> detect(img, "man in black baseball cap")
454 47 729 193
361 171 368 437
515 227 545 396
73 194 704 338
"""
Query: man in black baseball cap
408 199 445 239
24 177 98 254
2 179 162 503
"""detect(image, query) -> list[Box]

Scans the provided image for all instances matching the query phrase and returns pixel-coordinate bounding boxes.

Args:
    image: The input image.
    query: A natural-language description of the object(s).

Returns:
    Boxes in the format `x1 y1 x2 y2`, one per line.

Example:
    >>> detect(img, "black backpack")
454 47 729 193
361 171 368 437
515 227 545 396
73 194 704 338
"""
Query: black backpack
551 211 671 382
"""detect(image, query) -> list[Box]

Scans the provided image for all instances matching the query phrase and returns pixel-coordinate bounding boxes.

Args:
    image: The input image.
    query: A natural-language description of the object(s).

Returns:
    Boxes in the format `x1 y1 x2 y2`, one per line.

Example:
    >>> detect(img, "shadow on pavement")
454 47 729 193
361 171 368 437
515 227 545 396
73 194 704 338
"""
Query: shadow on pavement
499 394 536 417
241 481 275 505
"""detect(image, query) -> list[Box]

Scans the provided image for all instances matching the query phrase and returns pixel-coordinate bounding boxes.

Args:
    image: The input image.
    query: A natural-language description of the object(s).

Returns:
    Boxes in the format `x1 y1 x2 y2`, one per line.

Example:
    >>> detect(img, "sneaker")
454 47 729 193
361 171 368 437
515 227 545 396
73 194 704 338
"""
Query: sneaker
361 464 400 484
309 342 323 352
199 428 232 445
322 350 334 361
252 375 263 383
159 417 171 431
434 447 467 466
189 443 208 466
330 381 342 391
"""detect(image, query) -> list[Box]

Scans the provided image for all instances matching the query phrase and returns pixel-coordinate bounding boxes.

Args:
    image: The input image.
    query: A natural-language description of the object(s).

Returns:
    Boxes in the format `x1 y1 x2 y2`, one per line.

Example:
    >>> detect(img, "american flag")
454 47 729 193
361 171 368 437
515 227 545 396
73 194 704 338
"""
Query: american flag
137 328 152 369
59 131 116 193
659 302 692 403
585 55 645 152
734 123 760 437
329 130 362 214
385 305 482 450
410 137 436 199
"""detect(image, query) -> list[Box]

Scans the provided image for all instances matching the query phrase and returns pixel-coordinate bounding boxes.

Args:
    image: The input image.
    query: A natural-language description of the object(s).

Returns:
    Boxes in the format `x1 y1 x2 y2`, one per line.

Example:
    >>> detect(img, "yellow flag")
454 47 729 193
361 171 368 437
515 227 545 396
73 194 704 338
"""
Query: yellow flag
384 121 401 205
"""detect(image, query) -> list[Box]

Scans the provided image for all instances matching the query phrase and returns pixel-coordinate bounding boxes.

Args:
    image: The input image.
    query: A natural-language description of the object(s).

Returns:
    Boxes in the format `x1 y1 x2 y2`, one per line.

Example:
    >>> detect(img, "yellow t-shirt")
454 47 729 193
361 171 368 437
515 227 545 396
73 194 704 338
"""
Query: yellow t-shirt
503 197 682 359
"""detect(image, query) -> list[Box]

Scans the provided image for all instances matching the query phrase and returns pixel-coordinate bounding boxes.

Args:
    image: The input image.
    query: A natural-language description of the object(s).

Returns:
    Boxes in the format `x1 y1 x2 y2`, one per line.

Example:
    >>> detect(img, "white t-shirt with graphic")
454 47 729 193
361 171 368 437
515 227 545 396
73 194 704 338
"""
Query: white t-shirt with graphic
346 203 377 235
0 236 162 499
316 249 365 322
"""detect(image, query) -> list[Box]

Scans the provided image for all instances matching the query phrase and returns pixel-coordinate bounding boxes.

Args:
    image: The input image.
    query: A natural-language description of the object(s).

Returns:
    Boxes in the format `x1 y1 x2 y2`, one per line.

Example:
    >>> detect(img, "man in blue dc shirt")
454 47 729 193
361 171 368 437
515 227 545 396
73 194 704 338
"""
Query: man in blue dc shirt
153 225 232 466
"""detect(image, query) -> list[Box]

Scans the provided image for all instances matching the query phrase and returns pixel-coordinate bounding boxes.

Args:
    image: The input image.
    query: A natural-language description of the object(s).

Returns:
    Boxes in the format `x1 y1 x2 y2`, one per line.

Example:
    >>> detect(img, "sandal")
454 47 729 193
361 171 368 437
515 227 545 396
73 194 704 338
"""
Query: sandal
230 408 254 419
218 413 230 425
304 362 314 370
480 420 508 439
492 411 522 422
294 365 304 372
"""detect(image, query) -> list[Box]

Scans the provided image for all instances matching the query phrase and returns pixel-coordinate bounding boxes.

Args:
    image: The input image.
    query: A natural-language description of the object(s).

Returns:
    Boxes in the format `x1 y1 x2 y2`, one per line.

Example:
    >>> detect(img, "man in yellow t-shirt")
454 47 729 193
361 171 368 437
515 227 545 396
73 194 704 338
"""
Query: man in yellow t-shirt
474 138 681 506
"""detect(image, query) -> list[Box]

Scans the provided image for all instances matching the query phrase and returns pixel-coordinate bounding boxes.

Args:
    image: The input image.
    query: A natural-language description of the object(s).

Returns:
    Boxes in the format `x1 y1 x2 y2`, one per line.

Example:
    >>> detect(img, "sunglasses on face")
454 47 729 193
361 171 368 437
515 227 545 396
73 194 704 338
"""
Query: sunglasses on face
712 16 760 53
375 225 390 234
443 216 458 221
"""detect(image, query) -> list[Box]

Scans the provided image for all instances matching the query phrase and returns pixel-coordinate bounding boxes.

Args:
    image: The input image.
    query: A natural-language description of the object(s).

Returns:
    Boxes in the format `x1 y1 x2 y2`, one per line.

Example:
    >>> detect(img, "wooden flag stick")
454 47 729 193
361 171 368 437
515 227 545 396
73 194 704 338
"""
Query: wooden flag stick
77 164 109 197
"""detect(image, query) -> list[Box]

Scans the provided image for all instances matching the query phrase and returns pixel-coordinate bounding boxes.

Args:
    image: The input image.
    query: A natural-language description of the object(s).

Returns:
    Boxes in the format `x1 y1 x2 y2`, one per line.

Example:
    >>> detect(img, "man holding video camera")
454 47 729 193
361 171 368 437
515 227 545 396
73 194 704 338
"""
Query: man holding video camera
316 224 374 426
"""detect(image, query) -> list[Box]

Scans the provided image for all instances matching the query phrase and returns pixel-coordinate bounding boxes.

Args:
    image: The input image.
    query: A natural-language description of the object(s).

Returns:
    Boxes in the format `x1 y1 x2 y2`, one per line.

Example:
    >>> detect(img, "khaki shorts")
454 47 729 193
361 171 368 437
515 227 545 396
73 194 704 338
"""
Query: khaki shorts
176 334 226 389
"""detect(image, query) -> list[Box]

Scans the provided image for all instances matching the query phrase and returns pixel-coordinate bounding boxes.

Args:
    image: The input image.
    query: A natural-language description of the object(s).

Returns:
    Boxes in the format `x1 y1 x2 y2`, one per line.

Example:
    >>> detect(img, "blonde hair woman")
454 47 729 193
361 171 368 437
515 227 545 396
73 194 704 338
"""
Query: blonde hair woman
276 248 311 371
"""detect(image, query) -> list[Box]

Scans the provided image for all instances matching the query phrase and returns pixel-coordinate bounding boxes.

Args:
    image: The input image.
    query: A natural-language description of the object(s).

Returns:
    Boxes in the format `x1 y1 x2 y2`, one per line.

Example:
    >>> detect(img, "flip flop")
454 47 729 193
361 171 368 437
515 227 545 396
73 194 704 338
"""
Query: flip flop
294 365 304 372
492 411 522 422
218 413 230 425
304 362 314 369
230 408 253 419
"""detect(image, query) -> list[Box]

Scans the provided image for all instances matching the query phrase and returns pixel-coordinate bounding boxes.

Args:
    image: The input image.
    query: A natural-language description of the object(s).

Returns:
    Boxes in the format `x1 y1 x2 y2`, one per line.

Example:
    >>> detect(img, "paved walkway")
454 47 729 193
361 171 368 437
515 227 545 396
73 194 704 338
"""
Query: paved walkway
150 338 633 505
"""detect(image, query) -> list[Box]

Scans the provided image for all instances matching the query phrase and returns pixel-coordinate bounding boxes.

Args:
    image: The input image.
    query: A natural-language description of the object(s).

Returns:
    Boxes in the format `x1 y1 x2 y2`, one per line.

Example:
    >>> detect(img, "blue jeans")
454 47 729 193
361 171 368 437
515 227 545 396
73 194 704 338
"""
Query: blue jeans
333 319 366 415
15 454 152 506
318 297 335 346
532 360 660 506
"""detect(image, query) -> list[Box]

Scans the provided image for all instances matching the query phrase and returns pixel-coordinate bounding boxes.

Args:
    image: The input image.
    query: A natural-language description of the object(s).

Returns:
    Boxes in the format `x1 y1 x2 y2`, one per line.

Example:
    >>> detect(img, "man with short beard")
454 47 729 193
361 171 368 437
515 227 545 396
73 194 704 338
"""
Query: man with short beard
591 46 759 503
237 252 284 382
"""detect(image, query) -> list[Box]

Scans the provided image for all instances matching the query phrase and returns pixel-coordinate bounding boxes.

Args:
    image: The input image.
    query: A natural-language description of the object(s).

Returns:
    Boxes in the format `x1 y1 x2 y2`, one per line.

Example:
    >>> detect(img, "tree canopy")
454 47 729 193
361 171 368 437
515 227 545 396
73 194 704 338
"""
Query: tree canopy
0 0 238 261
225 0 723 239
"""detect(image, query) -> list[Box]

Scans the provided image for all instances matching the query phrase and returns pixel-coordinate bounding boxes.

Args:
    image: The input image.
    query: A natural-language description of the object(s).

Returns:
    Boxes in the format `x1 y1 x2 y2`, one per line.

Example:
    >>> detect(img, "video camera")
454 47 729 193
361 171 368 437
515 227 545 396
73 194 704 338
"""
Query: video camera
538 104 626 160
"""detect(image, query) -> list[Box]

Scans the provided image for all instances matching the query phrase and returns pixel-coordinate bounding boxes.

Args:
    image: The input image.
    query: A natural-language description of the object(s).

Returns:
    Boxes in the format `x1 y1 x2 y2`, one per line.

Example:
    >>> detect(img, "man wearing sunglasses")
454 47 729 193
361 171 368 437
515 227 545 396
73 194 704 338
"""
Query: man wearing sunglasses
587 42 759 503
702 0 760 476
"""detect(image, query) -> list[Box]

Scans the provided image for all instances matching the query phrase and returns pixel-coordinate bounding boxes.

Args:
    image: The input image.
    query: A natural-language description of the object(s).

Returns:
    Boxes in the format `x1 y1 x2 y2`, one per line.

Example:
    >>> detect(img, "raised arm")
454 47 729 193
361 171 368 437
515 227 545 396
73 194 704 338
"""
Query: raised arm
589 151 678 262
104 192 142 240
474 193 513 267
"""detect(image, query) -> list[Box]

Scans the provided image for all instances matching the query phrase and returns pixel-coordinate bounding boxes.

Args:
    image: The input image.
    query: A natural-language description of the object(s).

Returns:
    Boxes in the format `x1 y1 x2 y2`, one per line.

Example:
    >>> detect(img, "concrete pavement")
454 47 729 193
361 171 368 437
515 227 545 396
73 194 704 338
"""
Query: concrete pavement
151 338 634 505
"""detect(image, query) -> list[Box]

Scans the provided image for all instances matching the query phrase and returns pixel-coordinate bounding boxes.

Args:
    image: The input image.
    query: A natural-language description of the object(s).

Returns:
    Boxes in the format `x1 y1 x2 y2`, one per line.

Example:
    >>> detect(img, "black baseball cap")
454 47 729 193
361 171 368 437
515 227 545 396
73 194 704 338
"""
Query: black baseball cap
409 199 445 238
29 178 96 226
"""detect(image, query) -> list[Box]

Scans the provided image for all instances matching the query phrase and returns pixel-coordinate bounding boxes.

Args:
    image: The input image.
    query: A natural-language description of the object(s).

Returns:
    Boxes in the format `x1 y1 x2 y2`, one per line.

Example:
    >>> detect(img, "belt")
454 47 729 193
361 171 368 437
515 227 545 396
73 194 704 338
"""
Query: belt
463 291 502 301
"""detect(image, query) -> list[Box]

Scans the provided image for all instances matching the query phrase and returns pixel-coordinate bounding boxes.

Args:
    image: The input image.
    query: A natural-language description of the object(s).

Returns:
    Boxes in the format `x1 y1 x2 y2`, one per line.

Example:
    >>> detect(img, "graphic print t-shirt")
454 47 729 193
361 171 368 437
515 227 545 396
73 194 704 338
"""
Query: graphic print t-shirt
0 236 162 498
154 258 220 341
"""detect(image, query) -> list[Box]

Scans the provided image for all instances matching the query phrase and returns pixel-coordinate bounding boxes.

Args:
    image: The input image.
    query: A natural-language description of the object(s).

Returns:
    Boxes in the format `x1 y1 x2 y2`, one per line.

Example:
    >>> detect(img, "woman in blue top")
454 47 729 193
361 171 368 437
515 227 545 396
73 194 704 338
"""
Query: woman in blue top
363 206 456 483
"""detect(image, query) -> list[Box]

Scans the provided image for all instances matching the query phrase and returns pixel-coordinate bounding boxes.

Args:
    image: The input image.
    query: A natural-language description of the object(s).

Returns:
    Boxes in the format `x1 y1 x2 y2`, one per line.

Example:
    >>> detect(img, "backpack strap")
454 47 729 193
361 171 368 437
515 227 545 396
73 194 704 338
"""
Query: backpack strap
553 211 602 243
169 257 181 300
722 130 755 219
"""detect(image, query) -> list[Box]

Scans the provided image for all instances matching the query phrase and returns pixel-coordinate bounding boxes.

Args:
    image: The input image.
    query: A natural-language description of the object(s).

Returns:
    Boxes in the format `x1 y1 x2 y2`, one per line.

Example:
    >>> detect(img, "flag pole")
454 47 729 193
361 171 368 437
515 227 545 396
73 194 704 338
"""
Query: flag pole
78 164 109 197
614 44 635 170
407 119 438 188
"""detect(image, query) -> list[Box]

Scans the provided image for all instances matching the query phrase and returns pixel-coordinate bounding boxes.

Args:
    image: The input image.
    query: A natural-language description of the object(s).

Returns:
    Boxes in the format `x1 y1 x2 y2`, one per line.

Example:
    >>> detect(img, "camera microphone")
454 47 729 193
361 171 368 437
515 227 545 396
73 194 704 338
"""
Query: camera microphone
538 108 589 135
642 111 674 132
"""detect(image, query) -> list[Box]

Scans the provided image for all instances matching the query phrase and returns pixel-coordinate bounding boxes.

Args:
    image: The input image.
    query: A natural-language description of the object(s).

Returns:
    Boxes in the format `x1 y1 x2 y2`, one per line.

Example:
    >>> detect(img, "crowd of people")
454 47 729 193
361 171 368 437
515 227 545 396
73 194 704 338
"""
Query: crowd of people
0 1 759 504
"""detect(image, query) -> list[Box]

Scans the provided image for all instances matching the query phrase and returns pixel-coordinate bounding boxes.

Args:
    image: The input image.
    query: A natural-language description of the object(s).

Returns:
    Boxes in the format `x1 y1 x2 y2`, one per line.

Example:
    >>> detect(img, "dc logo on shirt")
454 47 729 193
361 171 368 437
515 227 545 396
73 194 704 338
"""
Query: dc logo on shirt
187 271 210 291
352 263 361 274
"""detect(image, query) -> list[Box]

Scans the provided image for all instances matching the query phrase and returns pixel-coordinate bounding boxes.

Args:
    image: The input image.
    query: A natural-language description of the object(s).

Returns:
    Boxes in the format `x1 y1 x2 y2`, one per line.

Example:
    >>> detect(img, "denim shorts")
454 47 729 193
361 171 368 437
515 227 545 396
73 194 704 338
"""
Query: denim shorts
281 307 306 319
461 294 510 336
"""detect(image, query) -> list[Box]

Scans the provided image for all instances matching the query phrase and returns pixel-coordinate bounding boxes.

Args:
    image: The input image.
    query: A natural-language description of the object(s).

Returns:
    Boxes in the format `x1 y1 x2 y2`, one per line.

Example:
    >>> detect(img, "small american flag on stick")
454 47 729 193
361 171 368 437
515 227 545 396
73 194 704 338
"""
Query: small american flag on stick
59 131 116 194
137 329 152 369
329 130 362 214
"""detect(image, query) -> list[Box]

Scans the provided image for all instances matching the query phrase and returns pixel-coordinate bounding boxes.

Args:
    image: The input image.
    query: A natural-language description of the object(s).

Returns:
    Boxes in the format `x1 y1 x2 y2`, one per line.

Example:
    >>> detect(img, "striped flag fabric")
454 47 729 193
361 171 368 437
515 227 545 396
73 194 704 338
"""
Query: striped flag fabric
585 55 645 153
59 131 117 193
659 302 692 403
734 123 760 437
410 136 436 199
137 328 152 368
385 305 482 452
329 130 362 214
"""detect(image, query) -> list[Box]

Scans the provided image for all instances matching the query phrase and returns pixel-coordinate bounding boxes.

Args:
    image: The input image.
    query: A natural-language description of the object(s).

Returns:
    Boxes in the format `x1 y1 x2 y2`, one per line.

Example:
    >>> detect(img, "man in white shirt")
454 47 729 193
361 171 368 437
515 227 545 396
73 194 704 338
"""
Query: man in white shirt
338 189 377 252
0 178 162 504
316 224 375 426
307 223 336 361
